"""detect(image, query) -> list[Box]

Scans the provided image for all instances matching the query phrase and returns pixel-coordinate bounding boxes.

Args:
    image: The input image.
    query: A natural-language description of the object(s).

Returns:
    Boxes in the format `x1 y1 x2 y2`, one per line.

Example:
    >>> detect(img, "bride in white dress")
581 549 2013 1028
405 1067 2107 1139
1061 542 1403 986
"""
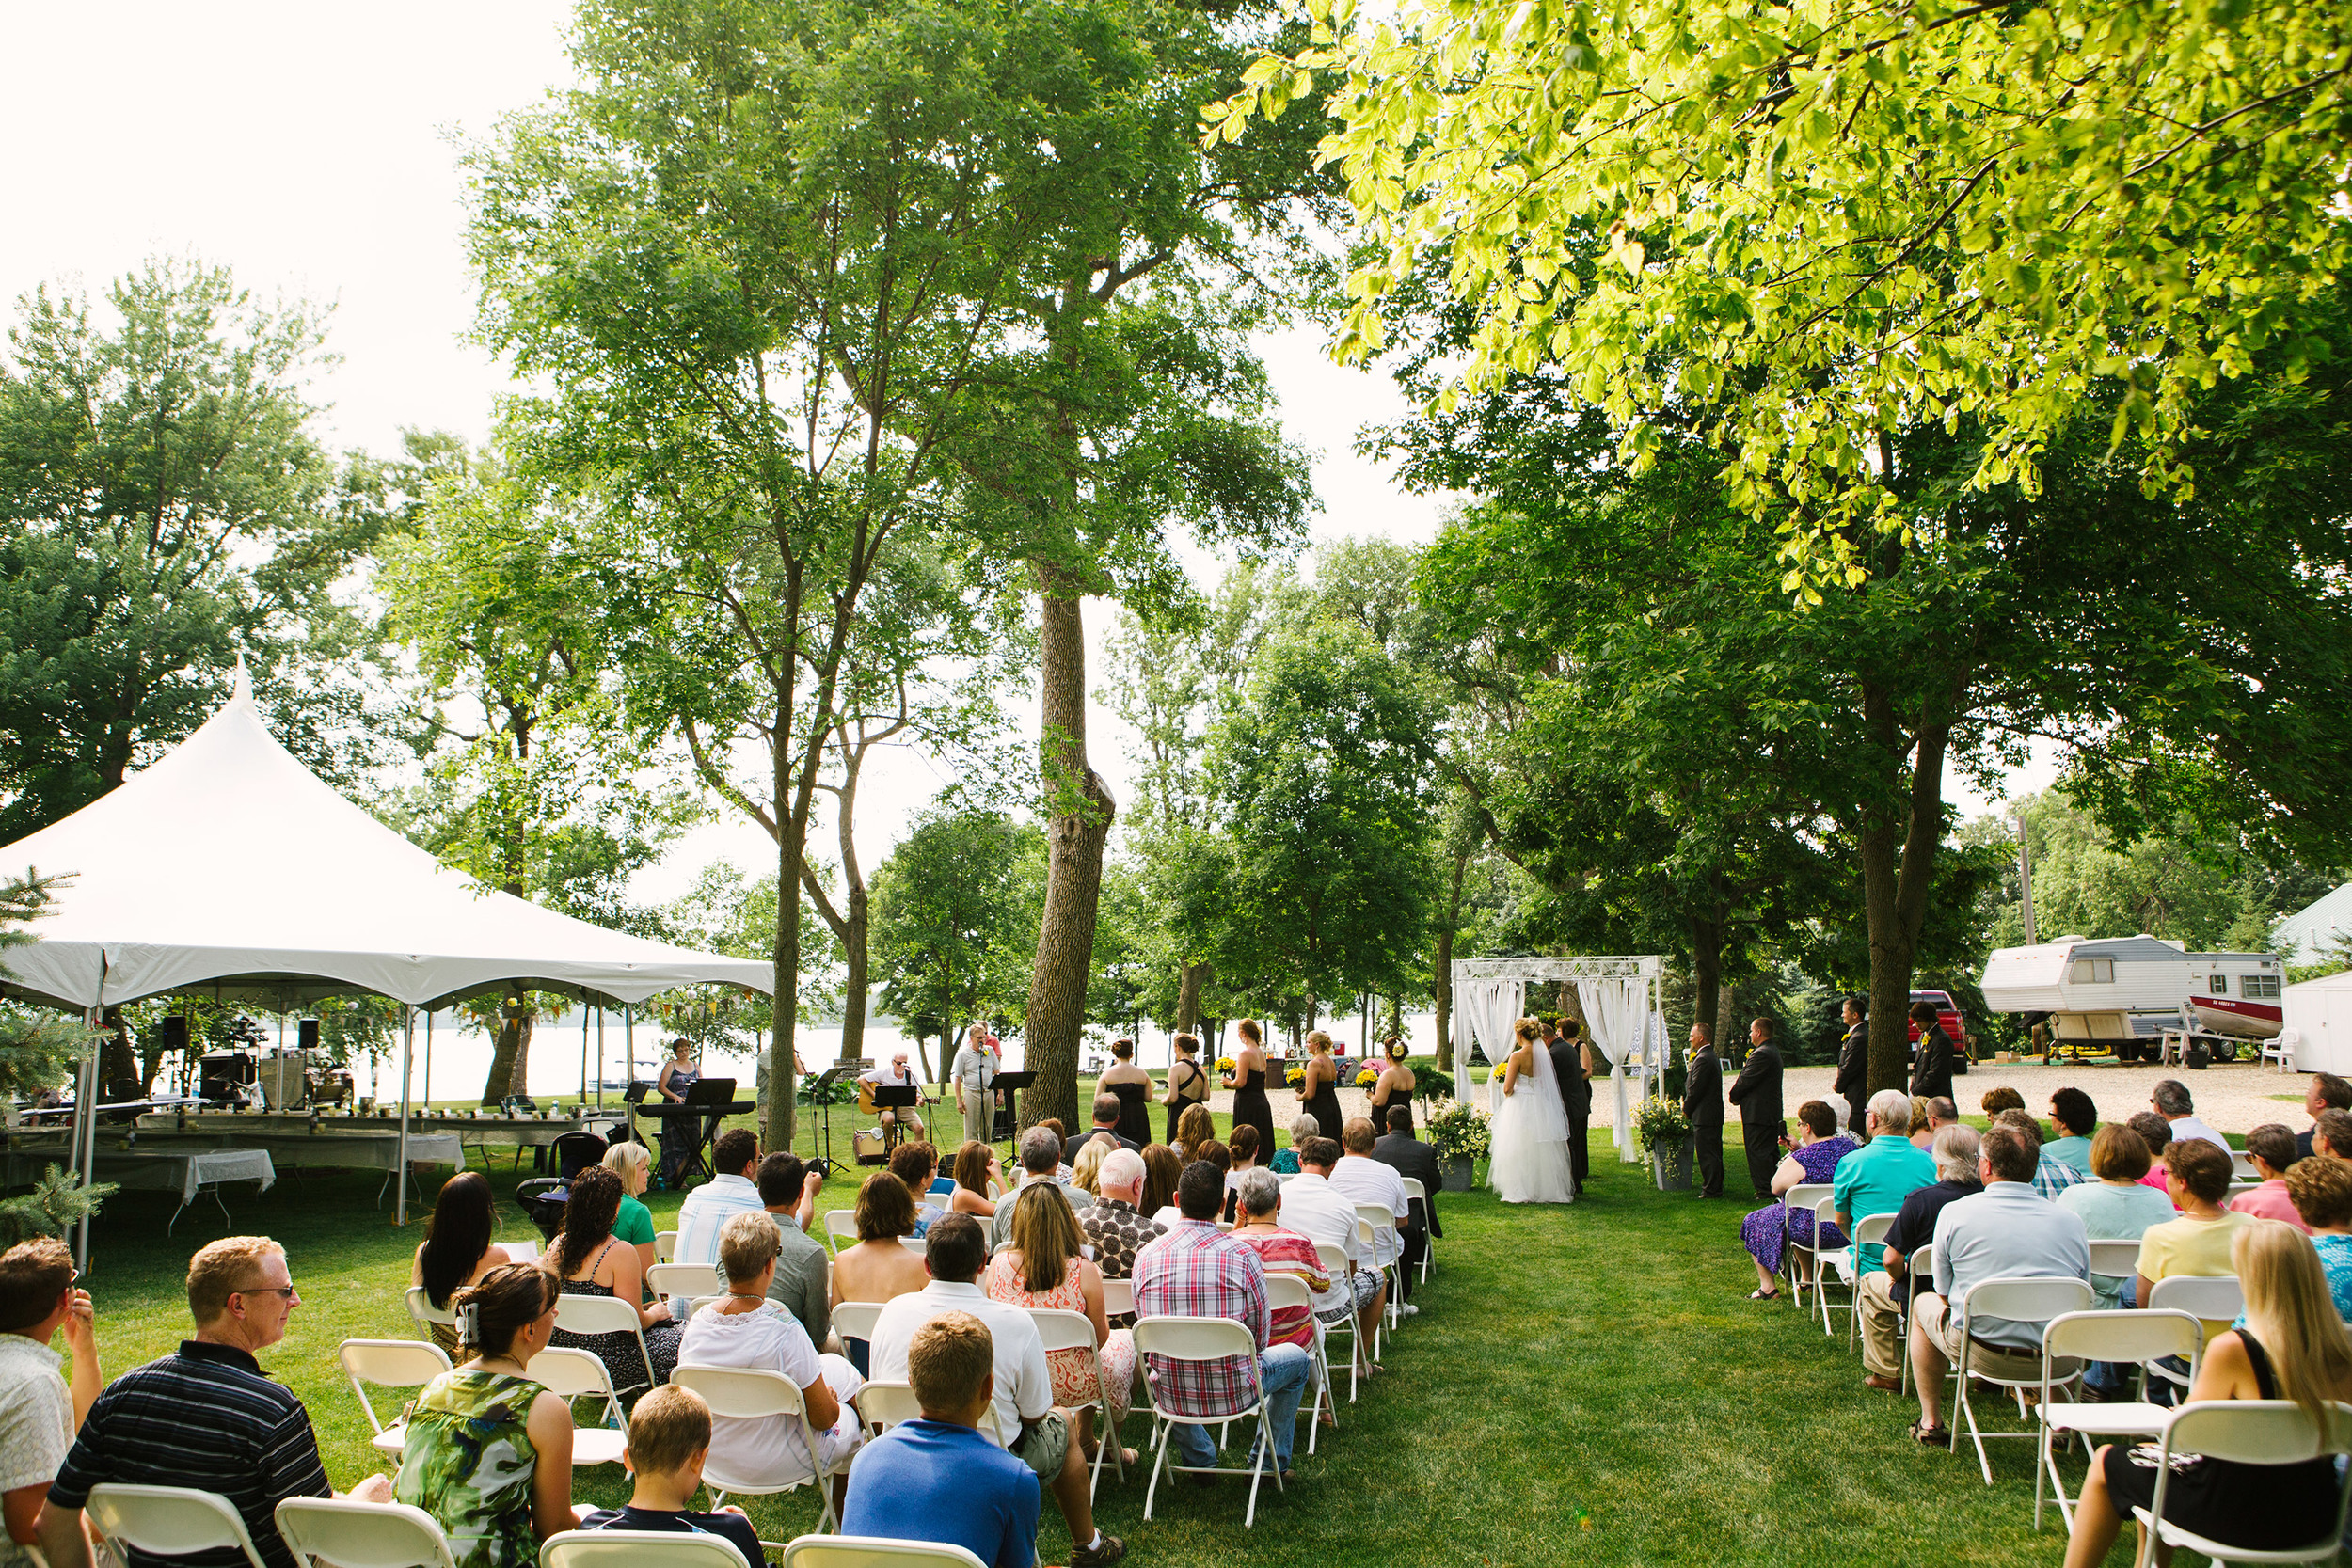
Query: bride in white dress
1487 1016 1577 1204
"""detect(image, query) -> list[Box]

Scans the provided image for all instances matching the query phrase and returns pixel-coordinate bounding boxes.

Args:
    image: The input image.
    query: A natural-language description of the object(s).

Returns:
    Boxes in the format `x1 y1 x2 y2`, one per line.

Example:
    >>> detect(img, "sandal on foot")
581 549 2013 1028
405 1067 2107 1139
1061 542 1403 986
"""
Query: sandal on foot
1748 1287 1782 1302
1909 1420 1951 1447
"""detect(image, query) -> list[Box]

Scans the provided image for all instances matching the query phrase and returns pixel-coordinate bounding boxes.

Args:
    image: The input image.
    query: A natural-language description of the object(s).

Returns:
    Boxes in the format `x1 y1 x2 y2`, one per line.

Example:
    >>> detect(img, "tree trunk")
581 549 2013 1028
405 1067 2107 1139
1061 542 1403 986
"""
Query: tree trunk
767 816 802 1154
837 879 870 1073
1433 842 1467 1071
1719 979 1740 1065
98 1008 135 1094
479 990 534 1103
1174 961 1206 1038
1691 920 1724 1063
1555 981 1590 1036
1854 677 1956 1094
1020 582 1114 1133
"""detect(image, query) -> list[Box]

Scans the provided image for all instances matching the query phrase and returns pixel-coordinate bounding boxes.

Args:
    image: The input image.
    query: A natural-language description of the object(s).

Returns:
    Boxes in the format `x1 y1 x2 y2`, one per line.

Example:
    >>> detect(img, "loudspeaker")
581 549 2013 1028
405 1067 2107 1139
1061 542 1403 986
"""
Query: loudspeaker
298 1019 320 1053
2185 1042 2210 1070
160 1015 188 1051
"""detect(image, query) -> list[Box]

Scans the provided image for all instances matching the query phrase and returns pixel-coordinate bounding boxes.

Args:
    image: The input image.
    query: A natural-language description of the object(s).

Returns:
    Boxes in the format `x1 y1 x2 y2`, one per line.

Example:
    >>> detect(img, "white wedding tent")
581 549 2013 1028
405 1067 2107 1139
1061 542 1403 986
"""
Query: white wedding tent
0 670 773 1243
1453 955 1665 1164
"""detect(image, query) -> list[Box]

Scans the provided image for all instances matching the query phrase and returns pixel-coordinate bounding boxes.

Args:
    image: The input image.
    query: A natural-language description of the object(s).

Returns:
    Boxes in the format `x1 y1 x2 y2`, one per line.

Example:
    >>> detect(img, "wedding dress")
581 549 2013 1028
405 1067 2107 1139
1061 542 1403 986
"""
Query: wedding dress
1487 1040 1576 1204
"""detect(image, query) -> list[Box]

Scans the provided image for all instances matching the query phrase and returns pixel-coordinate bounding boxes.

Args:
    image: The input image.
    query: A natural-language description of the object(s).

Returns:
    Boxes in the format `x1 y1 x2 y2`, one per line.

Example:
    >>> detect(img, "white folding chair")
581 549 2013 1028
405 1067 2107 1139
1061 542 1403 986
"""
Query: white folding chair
1265 1272 1332 1452
1103 1277 1136 1322
1133 1316 1285 1528
1818 1212 1897 1347
2143 1275 2244 1398
553 1292 659 1394
1779 1182 1836 1310
1312 1241 1366 1403
647 1262 724 1303
822 1211 859 1258
1354 1204 1405 1334
1400 1178 1434 1282
541 1528 750 1568
656 1229 680 1264
2033 1309 2204 1530
2087 1238 2144 1286
278 1497 457 1568
852 1379 922 1435
525 1345 630 1465
405 1284 457 1346
1948 1276 2094 1484
2231 1150 2261 1181
2263 1026 2300 1075
670 1365 840 1533
1899 1243 1934 1398
898 1236 928 1257
87 1485 268 1568
779 1534 986 1568
339 1338 453 1456
1027 1307 1128 1496
833 1300 885 1352
2128 1400 2352 1567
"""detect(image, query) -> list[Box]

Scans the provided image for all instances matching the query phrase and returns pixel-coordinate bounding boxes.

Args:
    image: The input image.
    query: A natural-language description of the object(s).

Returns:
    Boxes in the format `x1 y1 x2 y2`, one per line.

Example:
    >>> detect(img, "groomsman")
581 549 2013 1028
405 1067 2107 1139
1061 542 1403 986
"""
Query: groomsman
1548 1019 1593 1197
1834 997 1869 1137
1681 1023 1724 1198
1727 1018 1786 1199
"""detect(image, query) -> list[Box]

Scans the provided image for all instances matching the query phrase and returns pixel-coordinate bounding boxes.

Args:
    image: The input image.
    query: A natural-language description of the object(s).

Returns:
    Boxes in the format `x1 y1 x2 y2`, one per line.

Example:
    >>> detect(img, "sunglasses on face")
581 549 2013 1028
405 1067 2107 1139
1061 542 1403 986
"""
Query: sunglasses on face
236 1284 297 1301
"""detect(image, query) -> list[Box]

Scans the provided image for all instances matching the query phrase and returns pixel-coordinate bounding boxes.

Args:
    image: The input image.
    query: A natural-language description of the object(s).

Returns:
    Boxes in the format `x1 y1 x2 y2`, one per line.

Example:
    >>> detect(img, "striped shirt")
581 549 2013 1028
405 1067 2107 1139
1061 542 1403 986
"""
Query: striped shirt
673 1174 768 1275
1132 1219 1269 1418
49 1339 329 1568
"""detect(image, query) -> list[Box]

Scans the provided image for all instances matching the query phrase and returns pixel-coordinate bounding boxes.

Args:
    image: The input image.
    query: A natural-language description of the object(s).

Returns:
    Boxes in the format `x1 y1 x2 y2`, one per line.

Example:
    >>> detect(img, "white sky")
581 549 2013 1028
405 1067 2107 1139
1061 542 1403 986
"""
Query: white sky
0 0 2048 904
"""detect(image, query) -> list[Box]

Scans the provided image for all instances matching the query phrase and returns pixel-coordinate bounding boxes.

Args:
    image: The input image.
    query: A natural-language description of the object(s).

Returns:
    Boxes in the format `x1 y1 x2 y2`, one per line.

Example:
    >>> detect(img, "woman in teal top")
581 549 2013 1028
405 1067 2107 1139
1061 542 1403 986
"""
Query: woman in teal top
602 1141 660 1272
396 1263 577 1568
2055 1125 2179 1309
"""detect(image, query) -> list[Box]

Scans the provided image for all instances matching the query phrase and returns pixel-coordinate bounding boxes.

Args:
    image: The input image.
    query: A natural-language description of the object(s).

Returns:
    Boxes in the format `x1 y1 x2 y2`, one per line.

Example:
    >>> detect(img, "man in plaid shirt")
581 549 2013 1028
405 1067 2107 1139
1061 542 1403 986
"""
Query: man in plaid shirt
1133 1162 1313 1475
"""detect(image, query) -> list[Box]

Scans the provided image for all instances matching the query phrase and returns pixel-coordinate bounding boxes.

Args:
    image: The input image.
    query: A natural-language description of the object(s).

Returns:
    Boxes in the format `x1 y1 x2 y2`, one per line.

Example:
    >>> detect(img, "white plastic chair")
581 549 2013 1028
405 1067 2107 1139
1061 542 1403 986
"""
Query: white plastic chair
656 1229 679 1264
339 1338 453 1456
2087 1238 2144 1285
1354 1203 1405 1334
405 1284 458 1346
2231 1150 2261 1181
2033 1309 2204 1530
1133 1315 1285 1528
1103 1277 1136 1322
647 1261 723 1302
853 1379 922 1434
525 1345 629 1465
87 1485 268 1568
1948 1275 2094 1484
1779 1182 1836 1310
541 1528 749 1568
2143 1275 2245 1398
822 1211 859 1258
779 1534 986 1568
2263 1026 2300 1075
1400 1178 1433 1282
1819 1212 1898 1347
1027 1307 1127 1496
278 1497 457 1568
1312 1241 1366 1404
670 1365 840 1532
898 1236 927 1257
1265 1271 1332 1452
553 1291 658 1394
2127 1400 2352 1567
832 1300 885 1351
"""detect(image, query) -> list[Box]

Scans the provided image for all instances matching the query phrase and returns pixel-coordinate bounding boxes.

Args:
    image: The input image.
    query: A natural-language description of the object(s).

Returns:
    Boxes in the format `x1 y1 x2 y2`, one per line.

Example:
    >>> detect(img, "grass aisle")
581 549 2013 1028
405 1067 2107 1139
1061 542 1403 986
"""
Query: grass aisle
49 1117 2122 1567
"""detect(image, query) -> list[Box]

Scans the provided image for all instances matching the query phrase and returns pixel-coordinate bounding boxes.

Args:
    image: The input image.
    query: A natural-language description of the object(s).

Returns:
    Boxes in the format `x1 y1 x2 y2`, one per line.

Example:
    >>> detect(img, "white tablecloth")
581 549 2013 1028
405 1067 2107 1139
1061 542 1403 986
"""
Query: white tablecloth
4 1147 276 1203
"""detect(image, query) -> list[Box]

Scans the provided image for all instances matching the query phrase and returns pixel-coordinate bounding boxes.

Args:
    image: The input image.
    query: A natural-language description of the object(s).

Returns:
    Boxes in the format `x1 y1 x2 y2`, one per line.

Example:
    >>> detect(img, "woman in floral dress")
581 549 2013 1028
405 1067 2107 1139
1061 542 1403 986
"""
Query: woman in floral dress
982 1182 1137 1467
1739 1100 1860 1301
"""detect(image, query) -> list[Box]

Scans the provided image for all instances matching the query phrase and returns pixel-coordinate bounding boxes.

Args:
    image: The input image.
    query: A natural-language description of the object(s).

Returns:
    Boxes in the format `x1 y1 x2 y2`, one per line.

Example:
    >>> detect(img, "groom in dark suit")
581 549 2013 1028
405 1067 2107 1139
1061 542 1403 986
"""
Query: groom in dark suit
1727 1017 1786 1199
1681 1022 1724 1197
1834 996 1869 1137
1548 1018 1593 1196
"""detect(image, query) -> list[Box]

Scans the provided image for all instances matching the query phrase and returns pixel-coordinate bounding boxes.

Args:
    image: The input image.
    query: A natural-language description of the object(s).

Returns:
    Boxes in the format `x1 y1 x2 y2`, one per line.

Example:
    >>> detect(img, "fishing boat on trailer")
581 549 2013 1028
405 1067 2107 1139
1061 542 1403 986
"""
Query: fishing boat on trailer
1979 935 2286 1058
2183 950 2286 1038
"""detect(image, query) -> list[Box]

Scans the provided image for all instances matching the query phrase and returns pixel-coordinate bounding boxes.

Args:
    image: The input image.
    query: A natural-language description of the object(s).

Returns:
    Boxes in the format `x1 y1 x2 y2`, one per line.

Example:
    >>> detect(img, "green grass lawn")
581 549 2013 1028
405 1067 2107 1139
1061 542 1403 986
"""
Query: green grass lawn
41 1101 2160 1567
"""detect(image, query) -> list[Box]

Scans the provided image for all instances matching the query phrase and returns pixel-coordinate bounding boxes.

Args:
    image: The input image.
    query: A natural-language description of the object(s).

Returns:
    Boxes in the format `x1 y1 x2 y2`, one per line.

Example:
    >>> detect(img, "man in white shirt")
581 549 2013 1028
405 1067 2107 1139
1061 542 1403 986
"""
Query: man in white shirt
1325 1117 1418 1316
866 1216 1121 1567
2151 1080 2230 1153
672 1129 770 1299
1279 1137 1387 1350
948 1026 999 1146
860 1053 927 1140
2 1237 101 1568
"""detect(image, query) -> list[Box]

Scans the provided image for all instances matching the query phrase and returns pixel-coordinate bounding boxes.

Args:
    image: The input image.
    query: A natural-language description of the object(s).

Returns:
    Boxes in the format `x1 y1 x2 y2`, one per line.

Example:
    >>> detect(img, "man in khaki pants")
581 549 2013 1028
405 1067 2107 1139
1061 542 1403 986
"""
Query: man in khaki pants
1855 1124 1983 1390
950 1024 999 1146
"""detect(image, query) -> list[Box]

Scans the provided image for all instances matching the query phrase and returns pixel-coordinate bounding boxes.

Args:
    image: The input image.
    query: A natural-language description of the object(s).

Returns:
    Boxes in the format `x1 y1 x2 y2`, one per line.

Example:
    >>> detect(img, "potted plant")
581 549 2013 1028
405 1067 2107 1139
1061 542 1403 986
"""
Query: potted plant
1635 1097 1695 1192
1424 1098 1491 1192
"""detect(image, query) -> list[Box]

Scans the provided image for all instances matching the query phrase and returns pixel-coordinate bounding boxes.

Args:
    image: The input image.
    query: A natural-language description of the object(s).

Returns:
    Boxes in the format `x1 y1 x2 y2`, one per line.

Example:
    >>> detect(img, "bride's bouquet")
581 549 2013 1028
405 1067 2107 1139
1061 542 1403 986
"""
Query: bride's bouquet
1424 1097 1492 1163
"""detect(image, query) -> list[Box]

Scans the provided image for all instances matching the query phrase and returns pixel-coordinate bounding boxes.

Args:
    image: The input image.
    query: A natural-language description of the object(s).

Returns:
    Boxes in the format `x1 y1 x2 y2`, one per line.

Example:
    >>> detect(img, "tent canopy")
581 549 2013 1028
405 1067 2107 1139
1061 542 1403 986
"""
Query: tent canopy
0 672 773 1012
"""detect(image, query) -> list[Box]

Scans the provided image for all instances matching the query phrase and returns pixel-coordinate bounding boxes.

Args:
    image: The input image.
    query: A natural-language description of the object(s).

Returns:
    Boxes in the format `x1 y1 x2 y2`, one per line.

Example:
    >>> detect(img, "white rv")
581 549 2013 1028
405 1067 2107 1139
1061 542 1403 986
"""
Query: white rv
1979 935 2285 1059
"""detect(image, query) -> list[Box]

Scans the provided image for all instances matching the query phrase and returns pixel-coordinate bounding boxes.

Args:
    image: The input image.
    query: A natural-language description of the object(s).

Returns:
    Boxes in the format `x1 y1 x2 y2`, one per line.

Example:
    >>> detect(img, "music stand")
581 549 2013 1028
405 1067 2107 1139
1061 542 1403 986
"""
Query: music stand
989 1071 1037 1145
815 1062 870 1168
871 1084 922 1152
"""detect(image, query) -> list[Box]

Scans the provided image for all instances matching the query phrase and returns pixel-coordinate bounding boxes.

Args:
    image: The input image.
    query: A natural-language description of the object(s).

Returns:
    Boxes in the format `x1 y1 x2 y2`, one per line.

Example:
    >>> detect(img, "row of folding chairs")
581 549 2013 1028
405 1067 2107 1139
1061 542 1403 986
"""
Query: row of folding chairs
82 1485 988 1568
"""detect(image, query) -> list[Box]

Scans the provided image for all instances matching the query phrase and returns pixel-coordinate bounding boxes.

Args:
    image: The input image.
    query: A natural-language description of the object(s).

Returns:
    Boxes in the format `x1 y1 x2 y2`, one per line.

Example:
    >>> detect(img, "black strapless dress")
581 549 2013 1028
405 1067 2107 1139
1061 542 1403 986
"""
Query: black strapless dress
1110 1081 1152 1147
1165 1060 1210 1146
1371 1083 1414 1133
1301 1067 1344 1148
1232 1067 1276 1160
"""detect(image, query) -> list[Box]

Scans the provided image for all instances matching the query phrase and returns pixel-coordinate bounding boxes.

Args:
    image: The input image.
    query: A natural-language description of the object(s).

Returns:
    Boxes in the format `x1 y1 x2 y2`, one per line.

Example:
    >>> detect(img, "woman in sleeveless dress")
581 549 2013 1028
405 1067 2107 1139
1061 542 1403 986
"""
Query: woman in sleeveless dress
411 1171 516 1360
653 1038 700 1189
1299 1031 1345 1148
2065 1219 2352 1566
1100 1038 1154 1146
1487 1018 1576 1204
983 1183 1138 1463
544 1166 682 1390
1162 1034 1212 1146
396 1263 575 1568
1226 1019 1277 1160
1367 1037 1416 1133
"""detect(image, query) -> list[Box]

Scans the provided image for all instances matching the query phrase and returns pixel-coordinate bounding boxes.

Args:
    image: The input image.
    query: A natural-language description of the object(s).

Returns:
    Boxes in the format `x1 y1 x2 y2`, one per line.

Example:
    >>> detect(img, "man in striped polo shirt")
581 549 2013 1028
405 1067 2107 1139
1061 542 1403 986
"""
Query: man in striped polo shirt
37 1236 392 1568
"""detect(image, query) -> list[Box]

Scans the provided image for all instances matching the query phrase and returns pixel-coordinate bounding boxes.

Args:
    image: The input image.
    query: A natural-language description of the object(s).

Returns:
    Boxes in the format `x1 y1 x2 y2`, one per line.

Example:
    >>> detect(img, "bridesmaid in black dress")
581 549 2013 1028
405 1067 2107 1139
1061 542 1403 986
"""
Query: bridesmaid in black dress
1225 1019 1277 1162
1367 1037 1417 1132
1163 1034 1212 1146
1299 1030 1345 1147
1100 1038 1154 1146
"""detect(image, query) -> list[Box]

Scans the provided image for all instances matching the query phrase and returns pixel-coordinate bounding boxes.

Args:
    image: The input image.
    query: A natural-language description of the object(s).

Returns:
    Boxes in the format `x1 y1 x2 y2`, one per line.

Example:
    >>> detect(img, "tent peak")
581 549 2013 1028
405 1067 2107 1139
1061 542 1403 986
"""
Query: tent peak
232 654 253 705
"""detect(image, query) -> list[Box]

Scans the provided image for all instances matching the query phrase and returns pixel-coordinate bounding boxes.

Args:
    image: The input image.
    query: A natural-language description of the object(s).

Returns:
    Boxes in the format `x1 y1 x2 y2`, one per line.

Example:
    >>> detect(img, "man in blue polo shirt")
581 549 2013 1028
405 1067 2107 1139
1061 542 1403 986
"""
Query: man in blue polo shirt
1832 1090 1938 1273
841 1311 1051 1568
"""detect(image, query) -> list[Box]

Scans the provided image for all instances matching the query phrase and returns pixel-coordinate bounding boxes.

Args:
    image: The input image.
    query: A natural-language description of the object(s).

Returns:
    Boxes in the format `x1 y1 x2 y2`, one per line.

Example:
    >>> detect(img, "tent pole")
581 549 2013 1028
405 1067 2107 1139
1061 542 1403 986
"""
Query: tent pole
72 993 103 1272
596 1003 605 1110
580 992 589 1105
395 1006 414 1226
423 1009 433 1109
626 1006 635 1097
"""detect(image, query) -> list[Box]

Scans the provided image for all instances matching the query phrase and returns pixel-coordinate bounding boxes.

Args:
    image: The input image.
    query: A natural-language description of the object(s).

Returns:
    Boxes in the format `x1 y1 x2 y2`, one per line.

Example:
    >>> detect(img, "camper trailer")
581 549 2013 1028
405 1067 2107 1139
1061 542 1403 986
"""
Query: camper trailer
1979 935 2285 1060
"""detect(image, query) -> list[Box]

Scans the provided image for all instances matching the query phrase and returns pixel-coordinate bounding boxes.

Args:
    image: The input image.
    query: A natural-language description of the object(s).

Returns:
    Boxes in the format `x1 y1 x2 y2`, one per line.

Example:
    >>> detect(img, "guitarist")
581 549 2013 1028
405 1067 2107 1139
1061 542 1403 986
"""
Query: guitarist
859 1051 930 1147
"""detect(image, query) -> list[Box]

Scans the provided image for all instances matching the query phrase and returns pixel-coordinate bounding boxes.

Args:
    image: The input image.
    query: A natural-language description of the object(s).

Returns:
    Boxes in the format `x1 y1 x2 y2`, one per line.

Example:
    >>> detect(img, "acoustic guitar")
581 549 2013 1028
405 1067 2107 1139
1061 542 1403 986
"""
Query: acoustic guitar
857 1075 933 1117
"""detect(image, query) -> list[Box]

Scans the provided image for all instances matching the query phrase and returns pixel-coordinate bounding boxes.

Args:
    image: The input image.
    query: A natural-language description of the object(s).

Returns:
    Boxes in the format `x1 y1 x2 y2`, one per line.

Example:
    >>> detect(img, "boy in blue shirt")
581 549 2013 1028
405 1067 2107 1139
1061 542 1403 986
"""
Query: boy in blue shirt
841 1311 1057 1568
580 1385 766 1565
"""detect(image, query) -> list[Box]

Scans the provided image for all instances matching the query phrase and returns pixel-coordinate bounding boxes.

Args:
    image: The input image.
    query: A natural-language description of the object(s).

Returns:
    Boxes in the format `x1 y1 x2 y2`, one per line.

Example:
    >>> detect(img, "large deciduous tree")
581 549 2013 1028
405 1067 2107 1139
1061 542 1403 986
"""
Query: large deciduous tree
870 809 1045 1065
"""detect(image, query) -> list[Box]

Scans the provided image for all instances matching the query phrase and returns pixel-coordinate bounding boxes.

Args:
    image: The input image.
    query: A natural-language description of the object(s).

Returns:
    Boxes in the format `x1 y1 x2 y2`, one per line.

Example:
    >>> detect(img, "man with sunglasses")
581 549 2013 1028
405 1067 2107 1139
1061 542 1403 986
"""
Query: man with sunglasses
38 1237 391 1568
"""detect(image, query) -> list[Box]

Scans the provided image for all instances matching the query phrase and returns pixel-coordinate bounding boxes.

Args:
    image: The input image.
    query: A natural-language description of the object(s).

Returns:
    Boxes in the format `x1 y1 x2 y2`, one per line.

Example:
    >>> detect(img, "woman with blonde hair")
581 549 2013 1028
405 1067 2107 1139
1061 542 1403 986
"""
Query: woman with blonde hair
983 1182 1136 1465
2063 1219 2352 1567
1069 1135 1109 1196
946 1140 999 1219
1297 1031 1345 1160
598 1141 659 1271
1225 1018 1276 1162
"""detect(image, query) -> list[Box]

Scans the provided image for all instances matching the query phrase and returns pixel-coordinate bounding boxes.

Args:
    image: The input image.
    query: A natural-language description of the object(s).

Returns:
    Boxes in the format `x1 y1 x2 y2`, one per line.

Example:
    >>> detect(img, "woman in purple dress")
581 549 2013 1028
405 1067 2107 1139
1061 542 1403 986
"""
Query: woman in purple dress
1739 1100 1859 1301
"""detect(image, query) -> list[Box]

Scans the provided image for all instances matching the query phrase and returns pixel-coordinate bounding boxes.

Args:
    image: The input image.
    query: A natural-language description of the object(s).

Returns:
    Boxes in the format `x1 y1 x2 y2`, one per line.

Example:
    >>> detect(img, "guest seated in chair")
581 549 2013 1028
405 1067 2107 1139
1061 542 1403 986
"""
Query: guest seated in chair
991 1128 1091 1252
2285 1155 2352 1319
1855 1125 1982 1391
1738 1100 1859 1302
2228 1123 2312 1232
580 1386 764 1568
2062 1220 2352 1568
395 1263 577 1568
888 1143 946 1238
599 1143 660 1272
830 1174 931 1377
983 1182 1136 1465
1269 1114 1316 1175
840 1313 1042 1568
411 1172 520 1360
545 1168 682 1391
1078 1148 1164 1330
946 1141 1001 1222
1 1237 102 1557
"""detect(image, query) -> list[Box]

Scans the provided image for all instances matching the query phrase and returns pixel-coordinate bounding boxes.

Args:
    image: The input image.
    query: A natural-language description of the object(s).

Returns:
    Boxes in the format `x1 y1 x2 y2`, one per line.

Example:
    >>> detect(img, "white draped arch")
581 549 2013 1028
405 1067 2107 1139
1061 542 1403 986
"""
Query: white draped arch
1454 956 1665 1164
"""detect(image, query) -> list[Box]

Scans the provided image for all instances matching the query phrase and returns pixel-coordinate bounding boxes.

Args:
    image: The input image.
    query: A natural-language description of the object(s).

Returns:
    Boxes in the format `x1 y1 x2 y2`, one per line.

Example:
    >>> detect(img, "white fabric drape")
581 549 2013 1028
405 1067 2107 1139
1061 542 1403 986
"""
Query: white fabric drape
1457 979 1523 1115
1576 978 1649 1163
